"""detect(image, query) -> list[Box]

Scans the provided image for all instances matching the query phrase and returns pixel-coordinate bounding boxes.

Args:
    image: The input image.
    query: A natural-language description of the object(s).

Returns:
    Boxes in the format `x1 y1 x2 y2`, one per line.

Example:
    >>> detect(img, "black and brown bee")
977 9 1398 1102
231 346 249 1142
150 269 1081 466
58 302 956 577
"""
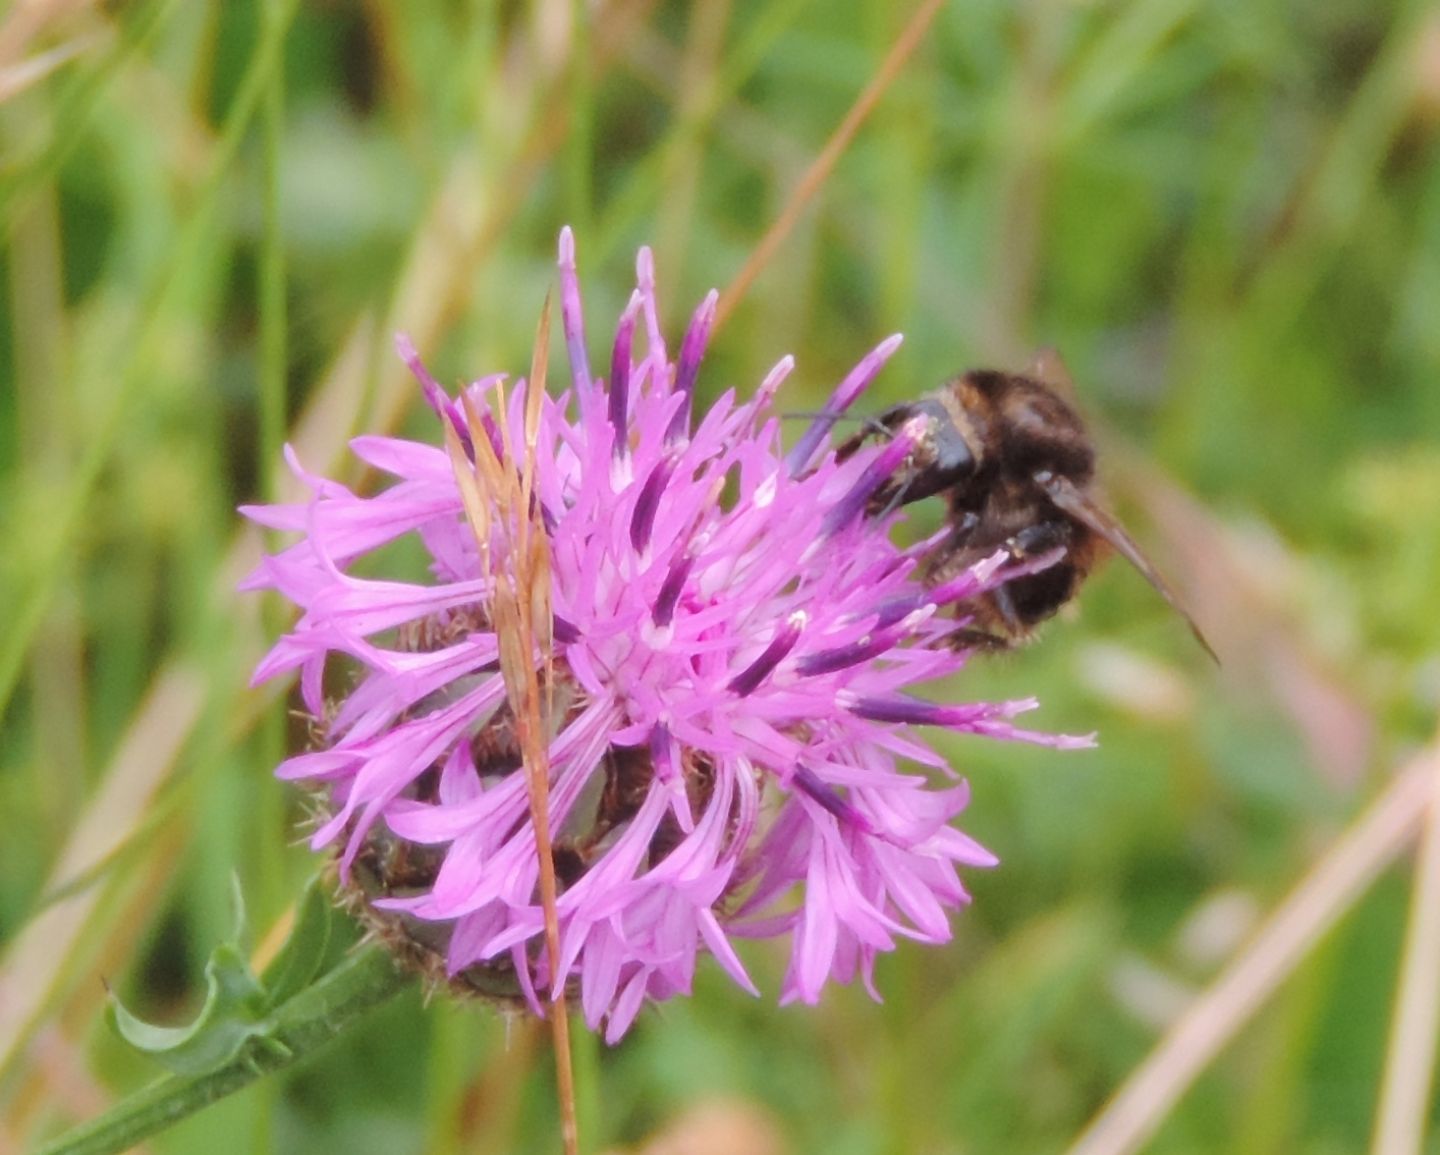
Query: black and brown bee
838 353 1217 661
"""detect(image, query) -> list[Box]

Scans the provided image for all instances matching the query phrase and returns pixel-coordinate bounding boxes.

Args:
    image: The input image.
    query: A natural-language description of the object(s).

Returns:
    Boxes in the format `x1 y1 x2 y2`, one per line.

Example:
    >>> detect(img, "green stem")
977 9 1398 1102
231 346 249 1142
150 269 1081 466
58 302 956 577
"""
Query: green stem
36 948 414 1155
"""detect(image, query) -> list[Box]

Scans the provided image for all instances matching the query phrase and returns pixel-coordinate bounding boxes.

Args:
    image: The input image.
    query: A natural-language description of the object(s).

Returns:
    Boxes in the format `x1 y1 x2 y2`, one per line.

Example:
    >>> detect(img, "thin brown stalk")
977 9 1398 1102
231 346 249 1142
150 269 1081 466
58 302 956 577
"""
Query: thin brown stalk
444 300 576 1155
713 0 944 330
1066 750 1436 1155
1370 731 1440 1155
515 300 578 1155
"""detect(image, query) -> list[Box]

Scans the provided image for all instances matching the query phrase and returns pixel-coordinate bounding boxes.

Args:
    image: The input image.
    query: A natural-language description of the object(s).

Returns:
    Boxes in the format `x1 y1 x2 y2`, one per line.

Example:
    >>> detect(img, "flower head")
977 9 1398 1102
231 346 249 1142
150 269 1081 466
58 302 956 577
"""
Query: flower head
242 229 1086 1041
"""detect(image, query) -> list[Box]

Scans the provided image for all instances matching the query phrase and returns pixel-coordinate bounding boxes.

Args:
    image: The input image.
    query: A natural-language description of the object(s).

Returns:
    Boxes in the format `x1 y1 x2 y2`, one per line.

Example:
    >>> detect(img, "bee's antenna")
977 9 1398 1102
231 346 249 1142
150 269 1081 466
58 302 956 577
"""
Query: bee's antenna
781 410 893 439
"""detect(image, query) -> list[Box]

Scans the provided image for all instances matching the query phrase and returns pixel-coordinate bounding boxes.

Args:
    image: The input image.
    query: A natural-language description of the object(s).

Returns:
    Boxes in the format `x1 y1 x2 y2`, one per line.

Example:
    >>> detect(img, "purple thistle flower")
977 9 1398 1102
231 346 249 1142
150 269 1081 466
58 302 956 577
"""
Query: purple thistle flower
242 228 1090 1042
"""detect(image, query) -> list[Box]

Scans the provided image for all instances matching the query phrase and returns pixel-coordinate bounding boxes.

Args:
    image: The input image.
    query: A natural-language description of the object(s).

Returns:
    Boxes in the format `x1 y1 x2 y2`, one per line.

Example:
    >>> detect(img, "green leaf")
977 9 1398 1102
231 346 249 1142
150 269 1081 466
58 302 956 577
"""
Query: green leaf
110 876 333 1076
259 876 335 1009
110 942 273 1076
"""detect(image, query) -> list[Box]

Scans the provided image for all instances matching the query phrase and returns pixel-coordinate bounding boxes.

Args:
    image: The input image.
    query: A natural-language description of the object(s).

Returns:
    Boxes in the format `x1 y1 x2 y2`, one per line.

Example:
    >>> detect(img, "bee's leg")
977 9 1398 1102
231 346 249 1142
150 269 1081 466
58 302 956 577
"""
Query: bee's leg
1006 520 1072 560
876 465 928 519
980 519 1075 636
951 511 981 542
919 513 982 581
833 413 900 462
990 582 1024 634
946 626 1014 652
867 419 937 515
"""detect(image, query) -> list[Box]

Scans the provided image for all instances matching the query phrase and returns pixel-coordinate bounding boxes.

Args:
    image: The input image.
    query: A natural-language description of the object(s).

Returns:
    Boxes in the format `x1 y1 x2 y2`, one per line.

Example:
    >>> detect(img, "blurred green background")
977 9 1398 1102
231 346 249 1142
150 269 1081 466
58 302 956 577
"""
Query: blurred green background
3 1 1439 1152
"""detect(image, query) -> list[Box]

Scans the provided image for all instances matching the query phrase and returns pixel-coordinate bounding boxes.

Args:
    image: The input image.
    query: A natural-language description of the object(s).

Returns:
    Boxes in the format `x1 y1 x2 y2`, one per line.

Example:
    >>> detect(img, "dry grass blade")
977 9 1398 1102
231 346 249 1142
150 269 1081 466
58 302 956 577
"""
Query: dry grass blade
0 31 101 102
713 0 945 329
451 393 499 576
1370 730 1440 1155
517 297 549 562
444 298 576 1155
1066 750 1436 1155
0 1 97 70
0 664 204 1082
519 299 576 1155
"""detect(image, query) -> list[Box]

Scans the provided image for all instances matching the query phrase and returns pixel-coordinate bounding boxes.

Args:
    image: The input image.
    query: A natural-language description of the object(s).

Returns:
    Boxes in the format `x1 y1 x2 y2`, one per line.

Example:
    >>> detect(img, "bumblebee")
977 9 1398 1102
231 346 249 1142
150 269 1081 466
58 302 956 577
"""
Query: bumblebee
840 355 1215 659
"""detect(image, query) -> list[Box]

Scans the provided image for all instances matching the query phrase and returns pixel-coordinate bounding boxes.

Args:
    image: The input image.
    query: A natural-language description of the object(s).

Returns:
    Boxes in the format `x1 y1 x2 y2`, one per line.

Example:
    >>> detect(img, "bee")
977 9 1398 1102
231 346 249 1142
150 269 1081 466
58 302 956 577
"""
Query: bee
839 353 1217 660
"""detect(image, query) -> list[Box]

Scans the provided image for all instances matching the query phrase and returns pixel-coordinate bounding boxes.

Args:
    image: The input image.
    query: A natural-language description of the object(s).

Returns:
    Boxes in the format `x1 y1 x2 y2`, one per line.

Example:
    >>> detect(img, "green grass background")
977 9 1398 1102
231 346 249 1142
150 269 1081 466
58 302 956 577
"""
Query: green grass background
3 1 1440 1151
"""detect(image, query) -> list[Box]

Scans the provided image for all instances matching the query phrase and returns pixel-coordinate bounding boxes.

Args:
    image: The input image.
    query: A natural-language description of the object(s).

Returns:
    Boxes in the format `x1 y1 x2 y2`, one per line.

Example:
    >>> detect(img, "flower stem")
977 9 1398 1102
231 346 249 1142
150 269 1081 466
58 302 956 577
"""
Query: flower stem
35 947 413 1155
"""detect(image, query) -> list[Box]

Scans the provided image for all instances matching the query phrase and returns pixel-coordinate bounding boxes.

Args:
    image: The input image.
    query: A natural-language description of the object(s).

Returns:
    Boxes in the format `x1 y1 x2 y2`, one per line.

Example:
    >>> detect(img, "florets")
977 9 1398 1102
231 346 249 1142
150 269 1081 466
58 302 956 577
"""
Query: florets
242 229 1086 1041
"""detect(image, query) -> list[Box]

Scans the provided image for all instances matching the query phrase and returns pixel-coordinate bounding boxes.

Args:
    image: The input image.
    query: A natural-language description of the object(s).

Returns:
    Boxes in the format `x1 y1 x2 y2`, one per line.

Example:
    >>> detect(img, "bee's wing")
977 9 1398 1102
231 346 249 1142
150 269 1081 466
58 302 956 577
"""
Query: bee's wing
1025 347 1078 399
1037 471 1219 664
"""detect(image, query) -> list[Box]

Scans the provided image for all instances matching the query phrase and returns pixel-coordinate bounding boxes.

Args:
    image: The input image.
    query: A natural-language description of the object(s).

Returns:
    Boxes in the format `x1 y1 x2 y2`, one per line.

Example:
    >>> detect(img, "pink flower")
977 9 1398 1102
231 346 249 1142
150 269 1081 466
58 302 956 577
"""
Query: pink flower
242 229 1087 1042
